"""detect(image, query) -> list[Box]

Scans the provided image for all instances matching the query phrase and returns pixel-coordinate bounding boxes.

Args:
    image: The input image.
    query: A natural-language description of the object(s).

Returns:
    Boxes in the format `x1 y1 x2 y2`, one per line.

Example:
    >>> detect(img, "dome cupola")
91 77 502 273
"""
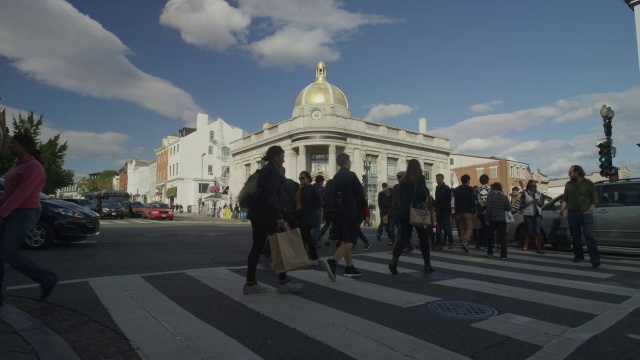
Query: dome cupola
293 62 350 118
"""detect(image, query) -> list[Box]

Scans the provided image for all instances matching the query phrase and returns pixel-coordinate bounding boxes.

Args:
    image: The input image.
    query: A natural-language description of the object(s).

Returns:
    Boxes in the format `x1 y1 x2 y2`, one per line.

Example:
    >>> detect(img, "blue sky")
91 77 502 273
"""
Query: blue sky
1 0 639 179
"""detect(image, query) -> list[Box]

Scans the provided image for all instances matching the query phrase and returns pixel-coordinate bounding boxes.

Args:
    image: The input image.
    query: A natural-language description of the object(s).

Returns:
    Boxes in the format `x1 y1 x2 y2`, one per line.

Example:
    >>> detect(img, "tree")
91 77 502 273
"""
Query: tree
86 170 118 192
0 111 74 194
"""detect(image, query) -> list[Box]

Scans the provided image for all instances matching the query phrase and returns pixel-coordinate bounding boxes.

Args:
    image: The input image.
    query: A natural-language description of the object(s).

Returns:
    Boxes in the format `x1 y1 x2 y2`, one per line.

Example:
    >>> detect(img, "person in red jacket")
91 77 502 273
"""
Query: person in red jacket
0 134 58 305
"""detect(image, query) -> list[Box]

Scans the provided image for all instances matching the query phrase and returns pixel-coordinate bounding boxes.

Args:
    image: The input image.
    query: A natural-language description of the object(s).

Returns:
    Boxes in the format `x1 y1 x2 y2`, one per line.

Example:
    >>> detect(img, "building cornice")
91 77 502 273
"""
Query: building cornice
625 0 640 10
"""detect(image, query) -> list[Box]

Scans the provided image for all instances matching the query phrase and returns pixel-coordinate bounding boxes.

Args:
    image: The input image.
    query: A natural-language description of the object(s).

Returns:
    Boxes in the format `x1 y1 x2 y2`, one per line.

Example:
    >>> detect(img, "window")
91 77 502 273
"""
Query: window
490 166 498 178
208 165 213 175
423 163 433 181
510 165 514 177
176 144 179 152
310 153 328 172
221 147 230 157
598 183 640 207
245 164 251 180
387 158 398 178
221 166 230 178
450 158 454 166
176 163 178 175
208 146 213 154
476 168 484 178
209 131 215 141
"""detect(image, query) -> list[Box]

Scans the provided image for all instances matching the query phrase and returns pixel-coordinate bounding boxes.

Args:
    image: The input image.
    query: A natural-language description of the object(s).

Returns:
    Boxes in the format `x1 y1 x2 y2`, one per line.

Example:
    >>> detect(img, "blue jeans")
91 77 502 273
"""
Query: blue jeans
524 215 542 236
0 209 57 302
567 211 600 264
436 211 453 246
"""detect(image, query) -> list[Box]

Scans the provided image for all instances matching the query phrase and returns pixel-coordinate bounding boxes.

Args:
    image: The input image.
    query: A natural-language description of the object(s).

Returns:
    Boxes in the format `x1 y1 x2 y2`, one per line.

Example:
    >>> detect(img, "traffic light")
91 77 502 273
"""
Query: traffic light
598 142 613 177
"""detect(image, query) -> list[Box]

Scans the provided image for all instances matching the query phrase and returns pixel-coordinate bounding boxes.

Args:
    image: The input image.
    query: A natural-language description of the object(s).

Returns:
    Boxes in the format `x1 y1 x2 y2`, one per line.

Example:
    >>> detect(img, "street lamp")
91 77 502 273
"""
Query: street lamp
200 153 205 214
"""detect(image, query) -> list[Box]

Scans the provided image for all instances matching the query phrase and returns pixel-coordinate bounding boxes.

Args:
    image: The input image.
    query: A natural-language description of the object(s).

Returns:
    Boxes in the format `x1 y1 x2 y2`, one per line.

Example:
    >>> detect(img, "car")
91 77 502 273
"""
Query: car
128 201 145 218
99 199 126 219
507 178 640 251
0 179 101 250
142 202 174 220
62 198 98 213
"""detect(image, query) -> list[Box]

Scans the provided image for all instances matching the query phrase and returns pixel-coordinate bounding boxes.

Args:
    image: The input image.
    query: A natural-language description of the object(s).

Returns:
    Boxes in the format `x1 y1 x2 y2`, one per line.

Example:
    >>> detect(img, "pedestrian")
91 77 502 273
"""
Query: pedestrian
352 205 372 252
311 175 324 248
375 183 392 241
0 133 58 304
558 165 600 268
233 204 240 219
454 174 475 252
434 173 453 250
484 182 511 259
319 179 334 245
388 159 433 274
510 187 521 214
520 180 545 253
475 174 491 249
322 153 365 281
387 172 405 246
296 171 322 266
244 145 303 294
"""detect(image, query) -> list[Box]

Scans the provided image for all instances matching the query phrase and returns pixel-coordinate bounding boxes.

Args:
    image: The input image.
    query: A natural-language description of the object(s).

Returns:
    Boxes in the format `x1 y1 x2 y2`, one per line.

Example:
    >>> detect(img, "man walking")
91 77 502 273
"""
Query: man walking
454 174 475 252
312 175 325 248
558 165 600 268
434 174 453 250
322 153 365 281
475 174 491 249
376 183 391 241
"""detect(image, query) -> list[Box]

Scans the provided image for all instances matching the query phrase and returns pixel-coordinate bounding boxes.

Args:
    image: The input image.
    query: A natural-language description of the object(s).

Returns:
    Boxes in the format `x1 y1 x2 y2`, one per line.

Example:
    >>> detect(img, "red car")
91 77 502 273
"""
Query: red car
142 202 174 220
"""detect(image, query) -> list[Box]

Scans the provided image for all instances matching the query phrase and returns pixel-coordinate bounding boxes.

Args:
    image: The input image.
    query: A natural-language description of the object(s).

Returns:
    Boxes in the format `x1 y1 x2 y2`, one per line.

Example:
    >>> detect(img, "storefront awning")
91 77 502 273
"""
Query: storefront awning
166 187 177 197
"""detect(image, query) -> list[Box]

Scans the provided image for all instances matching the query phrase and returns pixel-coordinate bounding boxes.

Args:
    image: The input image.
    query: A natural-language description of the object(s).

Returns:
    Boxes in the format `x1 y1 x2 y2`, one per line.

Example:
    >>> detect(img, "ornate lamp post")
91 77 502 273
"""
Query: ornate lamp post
598 105 617 179
362 159 371 202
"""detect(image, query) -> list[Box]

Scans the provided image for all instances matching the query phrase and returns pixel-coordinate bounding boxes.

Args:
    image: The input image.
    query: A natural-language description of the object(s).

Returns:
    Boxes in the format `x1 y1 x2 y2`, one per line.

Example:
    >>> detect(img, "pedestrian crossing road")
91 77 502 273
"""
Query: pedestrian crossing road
6 250 640 359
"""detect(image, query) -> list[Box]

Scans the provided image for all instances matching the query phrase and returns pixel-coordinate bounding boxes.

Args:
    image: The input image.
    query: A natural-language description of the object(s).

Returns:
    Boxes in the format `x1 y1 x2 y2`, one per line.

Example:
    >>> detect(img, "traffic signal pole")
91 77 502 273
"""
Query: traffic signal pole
598 105 618 180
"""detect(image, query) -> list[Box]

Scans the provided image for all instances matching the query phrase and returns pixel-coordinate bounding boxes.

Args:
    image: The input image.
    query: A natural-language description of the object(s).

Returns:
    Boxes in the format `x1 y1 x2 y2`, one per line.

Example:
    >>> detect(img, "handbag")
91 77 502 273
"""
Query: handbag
409 185 430 228
269 228 309 273
505 211 515 223
382 214 389 224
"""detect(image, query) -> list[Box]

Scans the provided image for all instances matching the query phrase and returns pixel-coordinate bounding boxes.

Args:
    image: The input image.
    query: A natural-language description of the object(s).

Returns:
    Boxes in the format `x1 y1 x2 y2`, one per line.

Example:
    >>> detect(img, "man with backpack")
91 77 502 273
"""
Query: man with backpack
375 183 392 242
322 153 366 281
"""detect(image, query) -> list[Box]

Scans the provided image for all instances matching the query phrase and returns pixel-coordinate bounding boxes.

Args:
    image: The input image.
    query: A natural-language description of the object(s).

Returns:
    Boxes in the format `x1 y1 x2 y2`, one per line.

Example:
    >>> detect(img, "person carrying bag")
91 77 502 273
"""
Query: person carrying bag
269 227 309 273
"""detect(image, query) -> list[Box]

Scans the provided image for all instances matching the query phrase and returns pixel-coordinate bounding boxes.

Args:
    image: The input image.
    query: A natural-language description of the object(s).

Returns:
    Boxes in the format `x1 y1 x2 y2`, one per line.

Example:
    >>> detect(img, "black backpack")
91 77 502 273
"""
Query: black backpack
322 180 343 213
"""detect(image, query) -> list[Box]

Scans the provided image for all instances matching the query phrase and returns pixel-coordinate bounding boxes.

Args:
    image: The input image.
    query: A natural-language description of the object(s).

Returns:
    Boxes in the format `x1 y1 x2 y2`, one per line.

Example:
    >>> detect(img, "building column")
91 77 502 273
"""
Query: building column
379 155 387 184
353 148 362 175
297 145 306 173
285 148 297 179
328 144 337 177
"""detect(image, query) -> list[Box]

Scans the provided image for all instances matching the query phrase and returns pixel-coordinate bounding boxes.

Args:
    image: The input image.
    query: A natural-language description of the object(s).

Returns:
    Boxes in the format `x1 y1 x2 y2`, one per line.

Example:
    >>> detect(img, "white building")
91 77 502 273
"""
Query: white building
230 62 451 224
125 159 150 200
164 113 244 212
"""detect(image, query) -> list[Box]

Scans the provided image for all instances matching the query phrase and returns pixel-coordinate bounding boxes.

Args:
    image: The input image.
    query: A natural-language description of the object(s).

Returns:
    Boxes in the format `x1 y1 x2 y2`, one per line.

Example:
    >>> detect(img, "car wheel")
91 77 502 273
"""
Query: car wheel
24 221 55 250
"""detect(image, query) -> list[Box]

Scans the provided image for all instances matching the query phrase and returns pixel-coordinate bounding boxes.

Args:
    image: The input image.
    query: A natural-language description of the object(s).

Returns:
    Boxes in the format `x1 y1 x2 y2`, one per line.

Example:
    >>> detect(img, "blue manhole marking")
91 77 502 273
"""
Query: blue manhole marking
427 300 498 320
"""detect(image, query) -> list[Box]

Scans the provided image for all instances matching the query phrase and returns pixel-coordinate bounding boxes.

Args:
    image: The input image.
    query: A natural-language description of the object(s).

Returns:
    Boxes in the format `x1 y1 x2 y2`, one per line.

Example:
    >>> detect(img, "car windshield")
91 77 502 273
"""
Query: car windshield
151 203 169 209
131 203 144 208
102 200 121 206
78 199 94 206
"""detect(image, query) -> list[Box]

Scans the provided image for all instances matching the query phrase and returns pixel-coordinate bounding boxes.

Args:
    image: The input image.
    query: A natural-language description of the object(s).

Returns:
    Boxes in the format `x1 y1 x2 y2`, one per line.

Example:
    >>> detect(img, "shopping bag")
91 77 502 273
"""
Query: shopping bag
382 215 389 224
505 211 515 223
269 228 309 273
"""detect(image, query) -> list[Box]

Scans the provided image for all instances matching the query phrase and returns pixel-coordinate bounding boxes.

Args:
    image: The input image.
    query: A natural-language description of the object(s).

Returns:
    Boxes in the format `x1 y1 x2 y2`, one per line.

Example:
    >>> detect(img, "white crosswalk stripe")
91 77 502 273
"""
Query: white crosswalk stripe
58 249 640 359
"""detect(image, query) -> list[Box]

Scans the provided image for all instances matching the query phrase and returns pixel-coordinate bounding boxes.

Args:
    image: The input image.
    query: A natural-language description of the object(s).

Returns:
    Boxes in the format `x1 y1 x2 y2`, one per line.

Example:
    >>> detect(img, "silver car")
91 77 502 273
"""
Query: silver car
507 178 640 251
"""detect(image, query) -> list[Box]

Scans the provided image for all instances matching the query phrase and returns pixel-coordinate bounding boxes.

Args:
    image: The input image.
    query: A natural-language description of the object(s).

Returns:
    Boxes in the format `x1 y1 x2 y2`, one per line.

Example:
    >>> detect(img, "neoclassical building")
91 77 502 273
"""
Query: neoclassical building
229 62 451 223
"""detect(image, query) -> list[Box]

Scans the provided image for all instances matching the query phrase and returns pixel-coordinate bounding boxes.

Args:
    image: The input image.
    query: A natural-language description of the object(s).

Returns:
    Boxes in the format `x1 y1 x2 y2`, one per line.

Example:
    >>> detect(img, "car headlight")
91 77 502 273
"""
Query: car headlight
53 208 81 217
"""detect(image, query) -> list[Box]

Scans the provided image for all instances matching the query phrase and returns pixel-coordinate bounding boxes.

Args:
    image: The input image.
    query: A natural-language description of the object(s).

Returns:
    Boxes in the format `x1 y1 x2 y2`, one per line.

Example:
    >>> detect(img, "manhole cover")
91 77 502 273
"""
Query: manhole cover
427 300 498 320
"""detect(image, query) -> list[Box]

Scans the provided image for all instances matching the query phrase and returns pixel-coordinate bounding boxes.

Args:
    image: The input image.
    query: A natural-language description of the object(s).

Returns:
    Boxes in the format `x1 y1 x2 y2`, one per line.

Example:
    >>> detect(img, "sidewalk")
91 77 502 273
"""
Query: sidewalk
1 296 140 360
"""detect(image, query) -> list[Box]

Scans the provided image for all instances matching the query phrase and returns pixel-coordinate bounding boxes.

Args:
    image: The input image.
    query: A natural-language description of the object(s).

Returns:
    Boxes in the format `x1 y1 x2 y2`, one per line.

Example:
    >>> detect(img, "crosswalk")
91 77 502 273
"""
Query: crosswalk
98 218 238 225
8 250 640 359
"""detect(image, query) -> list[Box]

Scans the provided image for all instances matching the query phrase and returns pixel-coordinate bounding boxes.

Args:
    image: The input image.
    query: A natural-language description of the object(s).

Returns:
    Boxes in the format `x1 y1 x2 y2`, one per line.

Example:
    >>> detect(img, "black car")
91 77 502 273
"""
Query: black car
99 199 125 219
0 179 101 249
62 198 99 213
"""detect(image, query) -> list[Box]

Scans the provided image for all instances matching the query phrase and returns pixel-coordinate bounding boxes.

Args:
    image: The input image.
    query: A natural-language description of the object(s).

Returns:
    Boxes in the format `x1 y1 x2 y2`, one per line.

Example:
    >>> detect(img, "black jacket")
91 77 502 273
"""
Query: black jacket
377 190 391 215
454 185 476 214
332 167 365 219
435 183 451 212
248 162 283 223
298 185 322 227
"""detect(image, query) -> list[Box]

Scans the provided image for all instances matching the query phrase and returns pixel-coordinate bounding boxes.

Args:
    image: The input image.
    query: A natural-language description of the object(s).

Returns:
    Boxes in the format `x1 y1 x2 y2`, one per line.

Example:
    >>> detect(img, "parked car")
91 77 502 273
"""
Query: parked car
128 201 145 218
62 198 98 213
142 202 174 220
0 179 101 249
100 199 126 219
508 178 640 250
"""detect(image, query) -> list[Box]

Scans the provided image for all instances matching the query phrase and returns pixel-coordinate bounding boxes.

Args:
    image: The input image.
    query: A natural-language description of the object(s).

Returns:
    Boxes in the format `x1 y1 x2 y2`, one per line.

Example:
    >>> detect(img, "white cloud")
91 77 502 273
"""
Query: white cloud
363 104 415 122
0 0 203 123
434 86 640 178
469 100 503 114
159 0 399 69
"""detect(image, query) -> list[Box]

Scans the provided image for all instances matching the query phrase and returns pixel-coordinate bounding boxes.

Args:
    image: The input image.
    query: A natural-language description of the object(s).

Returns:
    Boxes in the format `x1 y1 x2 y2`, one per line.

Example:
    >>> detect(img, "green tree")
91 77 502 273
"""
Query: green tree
0 111 74 194
86 170 118 192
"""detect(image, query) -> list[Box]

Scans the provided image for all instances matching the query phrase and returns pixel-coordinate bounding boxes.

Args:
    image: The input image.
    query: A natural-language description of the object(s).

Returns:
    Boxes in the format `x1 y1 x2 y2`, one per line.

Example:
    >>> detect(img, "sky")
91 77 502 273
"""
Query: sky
1 0 639 180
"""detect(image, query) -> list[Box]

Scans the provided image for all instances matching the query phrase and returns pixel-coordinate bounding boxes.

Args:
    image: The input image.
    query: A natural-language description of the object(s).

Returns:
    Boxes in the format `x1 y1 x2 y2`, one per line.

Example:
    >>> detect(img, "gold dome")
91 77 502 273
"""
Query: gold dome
294 62 349 109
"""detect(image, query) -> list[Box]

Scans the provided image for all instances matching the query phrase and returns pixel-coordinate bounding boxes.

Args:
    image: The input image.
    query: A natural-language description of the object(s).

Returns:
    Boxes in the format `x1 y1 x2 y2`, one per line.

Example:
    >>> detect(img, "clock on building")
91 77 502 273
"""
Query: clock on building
311 109 323 120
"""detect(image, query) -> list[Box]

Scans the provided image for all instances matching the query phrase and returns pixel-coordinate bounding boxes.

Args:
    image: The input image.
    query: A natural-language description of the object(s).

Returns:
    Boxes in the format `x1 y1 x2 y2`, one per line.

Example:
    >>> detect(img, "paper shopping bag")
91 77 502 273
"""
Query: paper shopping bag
269 228 309 273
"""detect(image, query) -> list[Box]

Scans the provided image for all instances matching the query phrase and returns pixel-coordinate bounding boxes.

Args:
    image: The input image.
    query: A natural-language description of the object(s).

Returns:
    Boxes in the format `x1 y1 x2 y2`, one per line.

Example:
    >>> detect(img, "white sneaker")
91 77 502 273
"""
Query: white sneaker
308 260 319 266
256 263 272 270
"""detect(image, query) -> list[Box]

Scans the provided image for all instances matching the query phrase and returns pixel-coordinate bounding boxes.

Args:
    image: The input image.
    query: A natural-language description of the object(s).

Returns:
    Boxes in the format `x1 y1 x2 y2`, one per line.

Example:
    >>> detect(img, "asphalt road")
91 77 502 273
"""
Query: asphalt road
4 213 640 360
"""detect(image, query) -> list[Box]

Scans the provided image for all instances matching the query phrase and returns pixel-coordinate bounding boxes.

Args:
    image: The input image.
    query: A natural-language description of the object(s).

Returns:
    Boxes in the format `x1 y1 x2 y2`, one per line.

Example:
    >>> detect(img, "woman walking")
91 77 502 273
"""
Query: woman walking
244 145 302 294
388 159 433 274
520 180 545 254
0 134 58 304
296 171 322 265
484 182 511 259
